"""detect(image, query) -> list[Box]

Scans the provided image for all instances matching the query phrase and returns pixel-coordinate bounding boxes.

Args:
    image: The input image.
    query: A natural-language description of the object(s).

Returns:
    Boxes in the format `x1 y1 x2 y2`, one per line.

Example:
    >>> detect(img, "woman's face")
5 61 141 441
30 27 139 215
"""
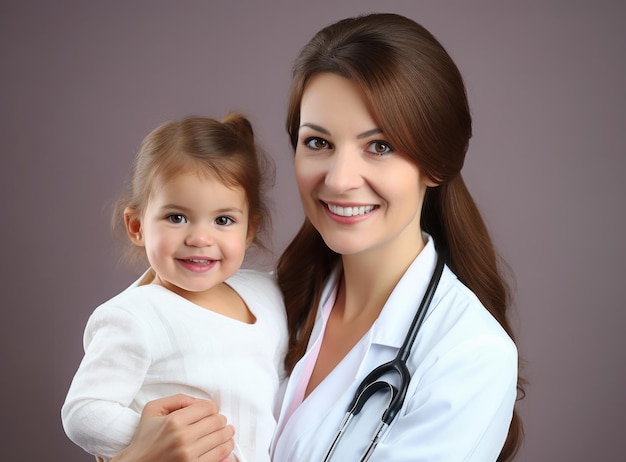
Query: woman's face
294 73 434 260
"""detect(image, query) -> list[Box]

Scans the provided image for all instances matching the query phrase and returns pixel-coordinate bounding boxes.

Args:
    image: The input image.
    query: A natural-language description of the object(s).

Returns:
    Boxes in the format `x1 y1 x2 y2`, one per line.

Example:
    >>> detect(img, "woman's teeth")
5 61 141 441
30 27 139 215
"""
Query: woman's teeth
327 204 375 217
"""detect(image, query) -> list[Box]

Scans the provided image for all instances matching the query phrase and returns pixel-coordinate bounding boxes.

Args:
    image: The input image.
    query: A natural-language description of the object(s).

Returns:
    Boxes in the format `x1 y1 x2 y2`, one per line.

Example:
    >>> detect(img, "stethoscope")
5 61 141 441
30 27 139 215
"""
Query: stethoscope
322 250 445 462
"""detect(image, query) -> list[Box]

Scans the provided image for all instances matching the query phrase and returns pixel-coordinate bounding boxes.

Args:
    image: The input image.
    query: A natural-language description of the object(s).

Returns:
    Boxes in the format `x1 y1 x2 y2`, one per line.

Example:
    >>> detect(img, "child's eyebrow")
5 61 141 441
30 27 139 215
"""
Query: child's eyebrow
214 207 245 215
159 203 190 212
159 204 244 215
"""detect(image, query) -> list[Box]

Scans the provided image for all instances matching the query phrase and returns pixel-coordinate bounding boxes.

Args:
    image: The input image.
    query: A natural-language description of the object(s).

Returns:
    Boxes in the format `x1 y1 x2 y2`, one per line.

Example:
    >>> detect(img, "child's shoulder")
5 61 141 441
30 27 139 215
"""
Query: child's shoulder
226 269 283 305
228 268 277 286
227 270 286 333
96 282 168 316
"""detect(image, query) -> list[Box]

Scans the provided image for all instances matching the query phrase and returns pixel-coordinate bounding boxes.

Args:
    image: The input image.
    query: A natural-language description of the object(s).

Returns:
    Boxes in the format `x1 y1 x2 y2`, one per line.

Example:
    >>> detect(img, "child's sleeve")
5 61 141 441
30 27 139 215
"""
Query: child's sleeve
61 305 151 459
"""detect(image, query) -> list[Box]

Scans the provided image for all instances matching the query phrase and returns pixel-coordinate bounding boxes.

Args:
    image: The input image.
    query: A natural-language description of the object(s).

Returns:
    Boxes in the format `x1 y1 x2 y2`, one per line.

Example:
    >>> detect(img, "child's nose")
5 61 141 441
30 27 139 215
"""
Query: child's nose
185 225 214 247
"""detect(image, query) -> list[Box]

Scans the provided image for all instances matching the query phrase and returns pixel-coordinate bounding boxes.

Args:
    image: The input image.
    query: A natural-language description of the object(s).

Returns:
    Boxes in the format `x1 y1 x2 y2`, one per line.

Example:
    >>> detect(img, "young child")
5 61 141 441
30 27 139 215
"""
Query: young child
61 114 287 462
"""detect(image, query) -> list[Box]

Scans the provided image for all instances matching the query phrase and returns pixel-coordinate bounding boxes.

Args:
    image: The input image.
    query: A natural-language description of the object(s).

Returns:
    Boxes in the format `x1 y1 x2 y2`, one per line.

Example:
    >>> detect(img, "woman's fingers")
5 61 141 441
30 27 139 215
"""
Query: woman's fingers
171 398 222 427
169 400 236 461
115 394 235 462
196 422 236 461
143 393 215 418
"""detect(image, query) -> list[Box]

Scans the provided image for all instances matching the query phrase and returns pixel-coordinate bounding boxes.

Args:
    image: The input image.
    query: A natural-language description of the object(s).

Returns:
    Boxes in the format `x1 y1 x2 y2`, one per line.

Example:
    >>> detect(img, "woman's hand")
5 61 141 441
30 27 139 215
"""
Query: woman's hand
108 394 237 462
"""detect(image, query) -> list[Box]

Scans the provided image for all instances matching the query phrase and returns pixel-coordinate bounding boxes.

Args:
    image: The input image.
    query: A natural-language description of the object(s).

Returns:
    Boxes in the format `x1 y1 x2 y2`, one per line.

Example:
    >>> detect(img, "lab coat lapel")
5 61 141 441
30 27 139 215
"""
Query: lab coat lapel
274 331 374 460
272 266 372 460
370 237 439 349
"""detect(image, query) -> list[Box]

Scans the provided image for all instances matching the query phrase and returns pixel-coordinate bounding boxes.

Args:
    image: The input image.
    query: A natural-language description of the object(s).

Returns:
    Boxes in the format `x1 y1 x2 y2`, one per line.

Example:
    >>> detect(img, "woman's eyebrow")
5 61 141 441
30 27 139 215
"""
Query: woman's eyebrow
356 128 383 139
300 123 383 139
300 123 330 135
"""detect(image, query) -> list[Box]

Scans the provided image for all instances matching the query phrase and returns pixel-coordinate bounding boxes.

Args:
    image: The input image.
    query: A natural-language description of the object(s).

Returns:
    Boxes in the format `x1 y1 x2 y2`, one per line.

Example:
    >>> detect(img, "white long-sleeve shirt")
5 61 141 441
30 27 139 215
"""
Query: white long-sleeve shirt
62 269 287 462
271 237 517 461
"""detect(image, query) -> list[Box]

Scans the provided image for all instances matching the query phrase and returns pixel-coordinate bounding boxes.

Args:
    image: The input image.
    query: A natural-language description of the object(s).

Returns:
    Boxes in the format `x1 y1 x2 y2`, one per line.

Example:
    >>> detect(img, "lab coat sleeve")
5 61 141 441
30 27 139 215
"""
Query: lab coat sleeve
373 334 518 462
61 305 151 459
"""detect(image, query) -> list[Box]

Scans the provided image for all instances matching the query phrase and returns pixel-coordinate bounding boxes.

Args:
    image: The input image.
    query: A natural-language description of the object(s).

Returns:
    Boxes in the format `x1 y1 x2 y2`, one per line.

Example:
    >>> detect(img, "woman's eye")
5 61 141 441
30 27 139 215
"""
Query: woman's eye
167 214 187 224
367 141 394 155
303 137 330 150
215 216 234 226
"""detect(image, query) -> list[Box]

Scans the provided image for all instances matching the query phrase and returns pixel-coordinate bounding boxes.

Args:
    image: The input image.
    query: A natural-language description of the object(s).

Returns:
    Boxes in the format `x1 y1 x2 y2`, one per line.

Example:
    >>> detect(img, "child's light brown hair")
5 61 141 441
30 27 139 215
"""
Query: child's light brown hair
112 113 274 267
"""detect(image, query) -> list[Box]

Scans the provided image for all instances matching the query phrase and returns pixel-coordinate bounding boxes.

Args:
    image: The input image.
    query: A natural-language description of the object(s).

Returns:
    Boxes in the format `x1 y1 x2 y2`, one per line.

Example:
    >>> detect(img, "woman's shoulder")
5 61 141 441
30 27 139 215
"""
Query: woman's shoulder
430 267 516 351
407 268 517 397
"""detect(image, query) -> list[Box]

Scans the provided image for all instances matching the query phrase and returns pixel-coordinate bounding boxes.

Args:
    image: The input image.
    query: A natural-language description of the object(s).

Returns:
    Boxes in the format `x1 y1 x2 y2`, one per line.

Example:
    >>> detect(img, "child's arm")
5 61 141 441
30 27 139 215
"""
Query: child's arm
62 305 151 458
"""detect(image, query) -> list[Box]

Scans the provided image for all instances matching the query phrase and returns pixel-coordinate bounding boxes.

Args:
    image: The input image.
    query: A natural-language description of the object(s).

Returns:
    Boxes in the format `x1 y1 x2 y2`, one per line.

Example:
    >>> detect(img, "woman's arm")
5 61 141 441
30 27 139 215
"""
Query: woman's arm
108 394 237 462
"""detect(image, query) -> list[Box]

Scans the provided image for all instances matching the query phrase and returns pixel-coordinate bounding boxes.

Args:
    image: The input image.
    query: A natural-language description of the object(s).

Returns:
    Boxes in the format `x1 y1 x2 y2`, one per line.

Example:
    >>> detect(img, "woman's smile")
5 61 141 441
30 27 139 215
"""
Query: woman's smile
325 203 377 217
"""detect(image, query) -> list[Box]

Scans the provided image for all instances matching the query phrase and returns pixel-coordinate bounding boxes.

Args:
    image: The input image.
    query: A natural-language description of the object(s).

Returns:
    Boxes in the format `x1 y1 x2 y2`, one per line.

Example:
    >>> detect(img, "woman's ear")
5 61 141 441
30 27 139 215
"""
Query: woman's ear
124 207 145 247
424 173 441 188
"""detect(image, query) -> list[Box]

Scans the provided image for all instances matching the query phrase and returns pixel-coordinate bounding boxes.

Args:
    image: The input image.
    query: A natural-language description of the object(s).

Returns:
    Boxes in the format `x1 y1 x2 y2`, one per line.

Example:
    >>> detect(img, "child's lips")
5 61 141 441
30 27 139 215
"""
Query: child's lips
182 258 213 264
177 258 218 271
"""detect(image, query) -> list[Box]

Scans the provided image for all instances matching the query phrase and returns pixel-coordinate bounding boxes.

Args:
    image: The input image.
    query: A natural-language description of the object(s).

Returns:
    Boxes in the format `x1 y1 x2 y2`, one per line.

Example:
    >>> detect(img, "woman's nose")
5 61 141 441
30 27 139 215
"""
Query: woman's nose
324 149 363 192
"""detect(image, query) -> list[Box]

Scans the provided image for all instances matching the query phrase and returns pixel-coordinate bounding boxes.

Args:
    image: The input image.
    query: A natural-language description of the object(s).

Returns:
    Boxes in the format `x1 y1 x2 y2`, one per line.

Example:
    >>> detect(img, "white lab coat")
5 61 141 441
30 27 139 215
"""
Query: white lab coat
271 237 518 461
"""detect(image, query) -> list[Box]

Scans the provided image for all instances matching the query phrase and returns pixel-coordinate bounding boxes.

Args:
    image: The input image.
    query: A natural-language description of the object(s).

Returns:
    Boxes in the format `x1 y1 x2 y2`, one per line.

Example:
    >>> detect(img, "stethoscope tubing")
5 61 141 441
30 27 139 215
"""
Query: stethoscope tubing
322 250 446 462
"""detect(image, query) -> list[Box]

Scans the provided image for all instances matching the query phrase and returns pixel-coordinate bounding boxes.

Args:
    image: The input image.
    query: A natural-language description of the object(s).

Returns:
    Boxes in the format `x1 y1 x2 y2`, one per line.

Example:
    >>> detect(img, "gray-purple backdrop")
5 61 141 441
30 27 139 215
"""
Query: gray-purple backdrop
2 1 624 460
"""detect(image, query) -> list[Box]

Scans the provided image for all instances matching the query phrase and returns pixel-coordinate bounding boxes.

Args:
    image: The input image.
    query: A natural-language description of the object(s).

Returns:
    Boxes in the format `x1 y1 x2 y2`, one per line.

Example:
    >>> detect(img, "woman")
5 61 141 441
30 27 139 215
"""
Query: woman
110 12 523 462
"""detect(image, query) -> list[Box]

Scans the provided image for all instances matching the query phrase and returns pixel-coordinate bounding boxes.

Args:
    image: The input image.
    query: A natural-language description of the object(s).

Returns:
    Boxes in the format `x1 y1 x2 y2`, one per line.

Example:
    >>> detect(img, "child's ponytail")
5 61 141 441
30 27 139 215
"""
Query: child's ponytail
222 112 255 151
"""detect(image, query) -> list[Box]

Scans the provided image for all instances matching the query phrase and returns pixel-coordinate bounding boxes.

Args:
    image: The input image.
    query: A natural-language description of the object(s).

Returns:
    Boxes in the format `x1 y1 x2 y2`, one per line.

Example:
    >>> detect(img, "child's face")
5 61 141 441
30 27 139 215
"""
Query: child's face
134 171 252 297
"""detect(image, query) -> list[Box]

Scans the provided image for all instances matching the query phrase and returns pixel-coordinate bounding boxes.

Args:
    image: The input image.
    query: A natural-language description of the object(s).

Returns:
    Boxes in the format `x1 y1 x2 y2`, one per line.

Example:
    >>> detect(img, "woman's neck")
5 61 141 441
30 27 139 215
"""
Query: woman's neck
303 234 427 398
337 235 426 322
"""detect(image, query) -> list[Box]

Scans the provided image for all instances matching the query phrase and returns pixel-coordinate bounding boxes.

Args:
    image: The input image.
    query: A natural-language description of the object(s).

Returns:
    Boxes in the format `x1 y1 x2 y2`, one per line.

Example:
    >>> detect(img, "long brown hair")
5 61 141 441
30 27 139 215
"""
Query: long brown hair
276 13 523 460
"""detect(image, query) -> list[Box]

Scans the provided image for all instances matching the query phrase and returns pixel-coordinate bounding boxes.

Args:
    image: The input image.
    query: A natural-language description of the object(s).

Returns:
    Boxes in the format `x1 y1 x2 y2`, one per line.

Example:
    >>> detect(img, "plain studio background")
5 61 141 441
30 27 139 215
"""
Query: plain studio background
2 1 624 460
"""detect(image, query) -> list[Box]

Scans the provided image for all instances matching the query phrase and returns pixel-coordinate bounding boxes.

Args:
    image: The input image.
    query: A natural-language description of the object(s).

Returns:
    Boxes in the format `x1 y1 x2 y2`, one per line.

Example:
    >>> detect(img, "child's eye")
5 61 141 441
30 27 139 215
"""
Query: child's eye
366 140 394 156
303 137 331 150
215 216 234 226
167 214 187 224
